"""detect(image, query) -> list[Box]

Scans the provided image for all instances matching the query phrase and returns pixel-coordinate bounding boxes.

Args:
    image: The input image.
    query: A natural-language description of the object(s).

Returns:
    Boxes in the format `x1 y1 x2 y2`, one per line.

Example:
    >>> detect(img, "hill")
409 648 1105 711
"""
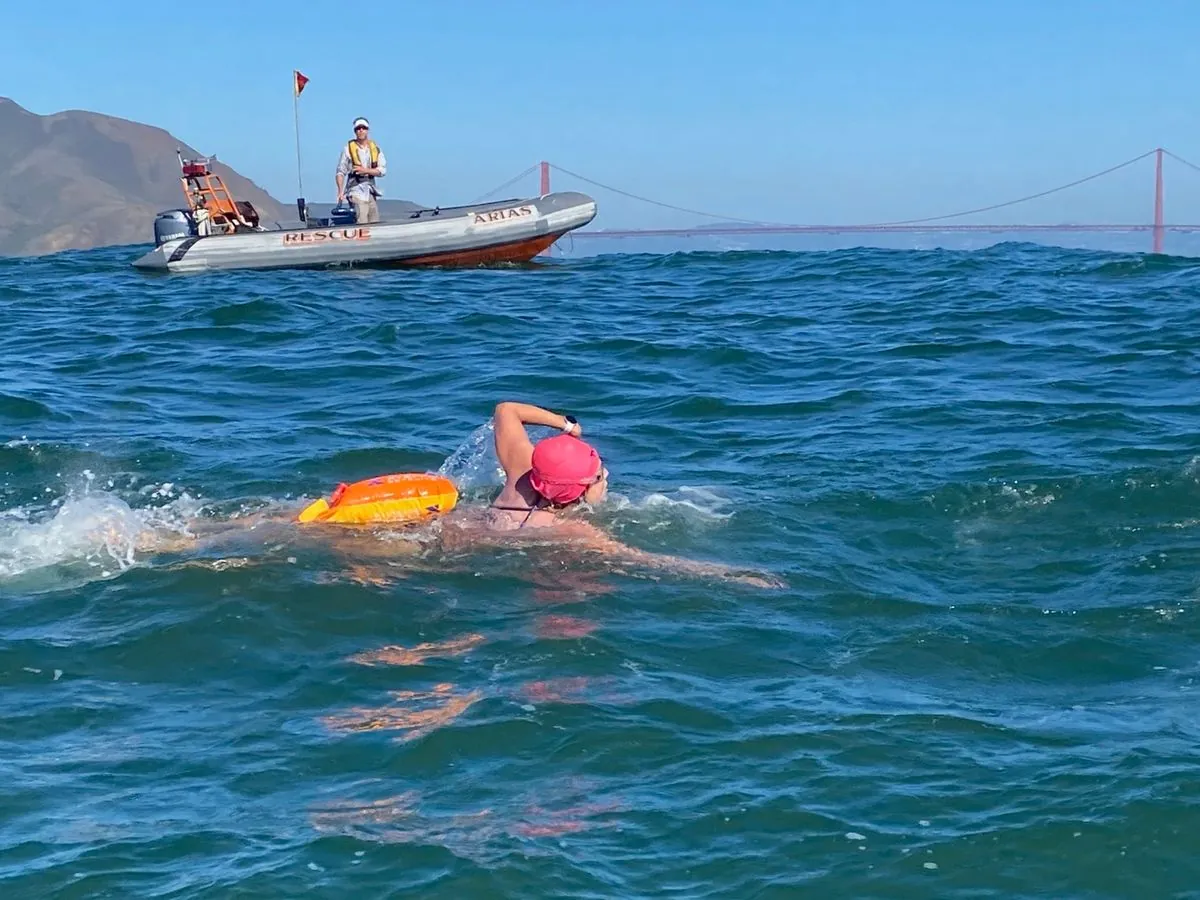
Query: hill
0 97 289 256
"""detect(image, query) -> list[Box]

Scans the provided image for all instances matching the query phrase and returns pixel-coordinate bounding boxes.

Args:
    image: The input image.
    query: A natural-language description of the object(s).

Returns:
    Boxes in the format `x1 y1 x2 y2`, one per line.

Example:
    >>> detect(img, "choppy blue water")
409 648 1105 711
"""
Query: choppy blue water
2 243 1199 898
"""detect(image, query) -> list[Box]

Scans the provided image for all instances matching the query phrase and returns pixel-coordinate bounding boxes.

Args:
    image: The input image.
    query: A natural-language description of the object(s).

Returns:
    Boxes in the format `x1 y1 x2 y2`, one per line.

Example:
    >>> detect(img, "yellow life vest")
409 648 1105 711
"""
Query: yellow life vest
347 139 380 168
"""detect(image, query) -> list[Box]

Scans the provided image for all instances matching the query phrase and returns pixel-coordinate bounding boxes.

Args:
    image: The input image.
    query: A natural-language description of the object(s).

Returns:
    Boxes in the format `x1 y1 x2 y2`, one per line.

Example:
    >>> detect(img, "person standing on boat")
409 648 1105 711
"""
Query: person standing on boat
335 117 386 224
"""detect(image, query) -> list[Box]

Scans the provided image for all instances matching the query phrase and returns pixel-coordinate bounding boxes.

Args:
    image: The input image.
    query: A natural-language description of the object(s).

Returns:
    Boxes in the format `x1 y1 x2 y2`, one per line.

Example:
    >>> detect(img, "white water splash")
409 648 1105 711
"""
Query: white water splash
437 421 503 493
997 484 1057 509
0 479 203 581
1183 455 1200 479
605 486 735 530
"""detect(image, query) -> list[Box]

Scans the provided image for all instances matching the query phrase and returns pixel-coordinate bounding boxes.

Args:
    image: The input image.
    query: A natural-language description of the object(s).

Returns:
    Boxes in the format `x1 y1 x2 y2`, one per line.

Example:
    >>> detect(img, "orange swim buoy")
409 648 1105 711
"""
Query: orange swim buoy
296 473 458 525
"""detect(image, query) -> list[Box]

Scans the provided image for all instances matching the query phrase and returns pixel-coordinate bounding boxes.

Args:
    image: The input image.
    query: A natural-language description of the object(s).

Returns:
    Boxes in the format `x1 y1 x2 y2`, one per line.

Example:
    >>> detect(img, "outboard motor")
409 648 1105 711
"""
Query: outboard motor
153 209 195 246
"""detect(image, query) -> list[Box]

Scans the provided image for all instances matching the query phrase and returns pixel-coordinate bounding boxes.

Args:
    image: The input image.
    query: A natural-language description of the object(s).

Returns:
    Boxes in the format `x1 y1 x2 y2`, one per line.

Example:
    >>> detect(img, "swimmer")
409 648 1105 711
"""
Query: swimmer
452 401 782 588
112 403 782 588
487 401 606 531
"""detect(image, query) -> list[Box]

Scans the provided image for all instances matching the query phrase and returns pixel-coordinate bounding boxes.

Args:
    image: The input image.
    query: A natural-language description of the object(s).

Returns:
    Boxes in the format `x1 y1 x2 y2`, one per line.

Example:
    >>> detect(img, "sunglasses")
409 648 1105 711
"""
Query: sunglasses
354 126 368 132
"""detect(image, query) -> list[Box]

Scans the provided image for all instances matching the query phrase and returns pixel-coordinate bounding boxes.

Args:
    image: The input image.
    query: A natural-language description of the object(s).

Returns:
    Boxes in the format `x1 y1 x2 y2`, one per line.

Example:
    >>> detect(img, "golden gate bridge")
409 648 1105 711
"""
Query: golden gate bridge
475 148 1200 253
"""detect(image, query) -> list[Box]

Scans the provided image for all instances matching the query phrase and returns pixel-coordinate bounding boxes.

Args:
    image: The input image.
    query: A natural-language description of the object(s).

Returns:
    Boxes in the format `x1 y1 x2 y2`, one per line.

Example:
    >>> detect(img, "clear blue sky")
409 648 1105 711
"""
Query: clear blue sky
5 0 1200 227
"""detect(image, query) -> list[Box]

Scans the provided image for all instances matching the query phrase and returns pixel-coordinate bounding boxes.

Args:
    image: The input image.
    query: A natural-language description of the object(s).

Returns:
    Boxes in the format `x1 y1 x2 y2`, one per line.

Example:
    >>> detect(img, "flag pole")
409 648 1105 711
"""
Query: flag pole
292 70 307 224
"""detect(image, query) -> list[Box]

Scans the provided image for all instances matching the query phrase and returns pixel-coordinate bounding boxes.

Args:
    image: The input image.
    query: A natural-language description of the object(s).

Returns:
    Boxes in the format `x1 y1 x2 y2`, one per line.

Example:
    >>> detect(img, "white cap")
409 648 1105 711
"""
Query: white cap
352 117 370 129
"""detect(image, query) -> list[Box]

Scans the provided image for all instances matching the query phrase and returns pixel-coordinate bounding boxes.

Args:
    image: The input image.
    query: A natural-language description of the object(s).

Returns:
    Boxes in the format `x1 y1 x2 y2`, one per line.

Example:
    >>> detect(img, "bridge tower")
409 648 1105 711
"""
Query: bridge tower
1153 148 1164 254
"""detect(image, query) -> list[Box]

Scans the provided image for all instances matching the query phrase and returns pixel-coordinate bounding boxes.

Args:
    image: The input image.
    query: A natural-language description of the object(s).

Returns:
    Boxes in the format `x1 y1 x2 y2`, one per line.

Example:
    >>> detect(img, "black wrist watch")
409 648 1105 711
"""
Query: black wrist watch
561 414 578 433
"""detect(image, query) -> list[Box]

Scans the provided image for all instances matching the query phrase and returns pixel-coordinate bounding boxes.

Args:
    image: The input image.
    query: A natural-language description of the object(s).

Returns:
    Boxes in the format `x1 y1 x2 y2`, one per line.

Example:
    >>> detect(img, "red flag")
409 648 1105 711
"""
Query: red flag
294 70 309 97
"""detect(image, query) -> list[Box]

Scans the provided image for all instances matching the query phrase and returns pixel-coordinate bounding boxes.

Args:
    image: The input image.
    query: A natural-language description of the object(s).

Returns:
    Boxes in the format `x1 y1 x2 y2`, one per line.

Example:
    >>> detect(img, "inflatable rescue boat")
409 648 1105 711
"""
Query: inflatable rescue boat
131 154 596 273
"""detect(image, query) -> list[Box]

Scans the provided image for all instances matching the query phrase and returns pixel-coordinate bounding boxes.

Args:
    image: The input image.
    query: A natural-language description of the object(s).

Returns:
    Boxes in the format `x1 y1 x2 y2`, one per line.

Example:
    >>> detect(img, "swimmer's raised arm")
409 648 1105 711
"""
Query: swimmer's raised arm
493 401 581 480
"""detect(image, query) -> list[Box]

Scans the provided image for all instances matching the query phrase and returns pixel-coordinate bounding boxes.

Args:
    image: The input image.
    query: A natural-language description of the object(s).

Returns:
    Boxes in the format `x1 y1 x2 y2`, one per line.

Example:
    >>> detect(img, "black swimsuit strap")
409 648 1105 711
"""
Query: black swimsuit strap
491 496 547 528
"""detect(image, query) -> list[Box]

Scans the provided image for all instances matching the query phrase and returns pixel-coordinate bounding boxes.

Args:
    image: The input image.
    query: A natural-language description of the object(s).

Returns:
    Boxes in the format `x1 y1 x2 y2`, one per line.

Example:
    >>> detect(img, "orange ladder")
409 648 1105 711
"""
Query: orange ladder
177 153 249 232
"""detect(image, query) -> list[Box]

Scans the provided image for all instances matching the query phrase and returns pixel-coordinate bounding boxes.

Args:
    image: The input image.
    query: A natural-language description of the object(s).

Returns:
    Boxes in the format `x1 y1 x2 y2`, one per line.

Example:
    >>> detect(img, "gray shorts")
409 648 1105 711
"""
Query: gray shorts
350 195 379 224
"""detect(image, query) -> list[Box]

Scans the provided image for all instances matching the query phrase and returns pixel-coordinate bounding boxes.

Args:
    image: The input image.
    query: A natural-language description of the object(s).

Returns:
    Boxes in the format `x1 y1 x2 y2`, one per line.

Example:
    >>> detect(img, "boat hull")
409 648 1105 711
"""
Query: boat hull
132 191 596 273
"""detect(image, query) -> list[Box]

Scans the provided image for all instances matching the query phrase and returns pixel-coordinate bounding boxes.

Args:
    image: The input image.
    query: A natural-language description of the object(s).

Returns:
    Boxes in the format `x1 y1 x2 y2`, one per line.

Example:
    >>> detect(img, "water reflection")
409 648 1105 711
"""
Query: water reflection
310 785 623 861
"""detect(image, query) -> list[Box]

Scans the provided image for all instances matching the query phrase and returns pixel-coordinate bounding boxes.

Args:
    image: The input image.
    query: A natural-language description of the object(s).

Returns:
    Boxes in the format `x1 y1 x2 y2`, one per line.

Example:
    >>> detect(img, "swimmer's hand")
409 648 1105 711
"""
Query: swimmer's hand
685 563 786 590
560 521 784 589
729 571 787 590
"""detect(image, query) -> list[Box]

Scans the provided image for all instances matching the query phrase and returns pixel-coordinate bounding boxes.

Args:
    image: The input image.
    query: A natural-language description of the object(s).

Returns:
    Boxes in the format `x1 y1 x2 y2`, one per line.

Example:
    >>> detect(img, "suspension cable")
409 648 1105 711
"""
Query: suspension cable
865 150 1159 226
549 163 789 226
552 150 1162 228
469 164 539 204
1164 149 1200 175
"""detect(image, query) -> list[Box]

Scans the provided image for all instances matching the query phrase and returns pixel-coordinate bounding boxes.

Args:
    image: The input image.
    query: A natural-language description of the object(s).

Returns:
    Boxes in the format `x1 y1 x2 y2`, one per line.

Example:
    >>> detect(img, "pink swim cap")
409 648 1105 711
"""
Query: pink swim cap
529 434 602 504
